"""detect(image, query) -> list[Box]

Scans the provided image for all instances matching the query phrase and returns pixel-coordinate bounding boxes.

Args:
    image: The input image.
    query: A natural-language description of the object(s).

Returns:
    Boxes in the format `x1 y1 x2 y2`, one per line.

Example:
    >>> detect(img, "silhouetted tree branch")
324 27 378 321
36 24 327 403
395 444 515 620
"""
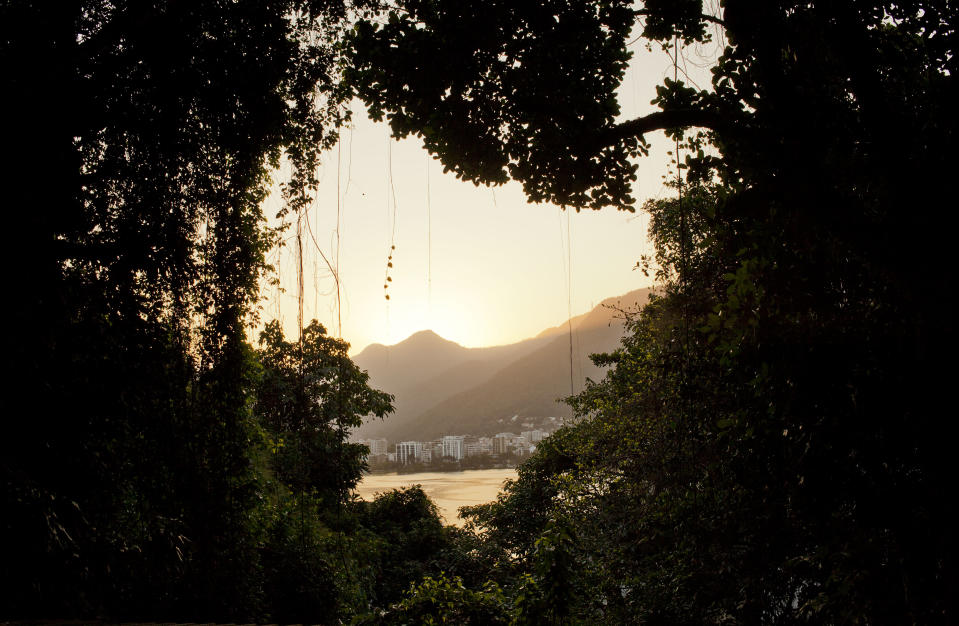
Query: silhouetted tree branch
633 9 726 28
603 108 726 146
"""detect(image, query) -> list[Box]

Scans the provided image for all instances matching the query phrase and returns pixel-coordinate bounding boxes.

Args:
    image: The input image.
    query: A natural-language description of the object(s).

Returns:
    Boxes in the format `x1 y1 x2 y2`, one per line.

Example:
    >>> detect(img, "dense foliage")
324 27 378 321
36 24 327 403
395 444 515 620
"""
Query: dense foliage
256 320 393 504
347 0 639 209
0 1 408 622
352 0 958 623
3 0 955 623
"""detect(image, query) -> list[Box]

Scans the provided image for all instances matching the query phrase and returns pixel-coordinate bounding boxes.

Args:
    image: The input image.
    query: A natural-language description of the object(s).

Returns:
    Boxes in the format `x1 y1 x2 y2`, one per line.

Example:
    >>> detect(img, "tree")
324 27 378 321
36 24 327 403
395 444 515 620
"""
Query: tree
255 319 393 504
1 1 369 619
355 485 454 608
350 1 958 622
359 574 511 625
347 0 638 209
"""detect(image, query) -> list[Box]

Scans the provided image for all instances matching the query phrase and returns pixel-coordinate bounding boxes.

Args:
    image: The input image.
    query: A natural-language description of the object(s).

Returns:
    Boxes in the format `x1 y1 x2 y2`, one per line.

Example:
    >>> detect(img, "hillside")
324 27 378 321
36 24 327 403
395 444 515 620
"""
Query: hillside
353 330 552 440
398 288 651 439
353 330 472 394
354 288 652 441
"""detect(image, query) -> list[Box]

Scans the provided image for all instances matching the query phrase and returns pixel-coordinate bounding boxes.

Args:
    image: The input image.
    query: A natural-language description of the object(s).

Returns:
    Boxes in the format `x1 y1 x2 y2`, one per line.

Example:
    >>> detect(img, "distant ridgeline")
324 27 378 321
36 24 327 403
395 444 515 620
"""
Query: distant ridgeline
352 288 651 442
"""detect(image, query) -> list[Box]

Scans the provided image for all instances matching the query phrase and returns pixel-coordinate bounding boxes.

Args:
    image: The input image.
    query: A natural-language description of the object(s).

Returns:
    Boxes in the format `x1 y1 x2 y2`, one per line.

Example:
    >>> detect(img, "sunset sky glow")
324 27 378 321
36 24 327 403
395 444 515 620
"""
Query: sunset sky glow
260 36 719 354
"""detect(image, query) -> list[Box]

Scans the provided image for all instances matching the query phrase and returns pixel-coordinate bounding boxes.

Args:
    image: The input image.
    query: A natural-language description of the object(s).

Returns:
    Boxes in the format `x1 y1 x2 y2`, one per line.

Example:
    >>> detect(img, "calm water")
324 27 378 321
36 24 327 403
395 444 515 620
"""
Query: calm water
354 468 518 526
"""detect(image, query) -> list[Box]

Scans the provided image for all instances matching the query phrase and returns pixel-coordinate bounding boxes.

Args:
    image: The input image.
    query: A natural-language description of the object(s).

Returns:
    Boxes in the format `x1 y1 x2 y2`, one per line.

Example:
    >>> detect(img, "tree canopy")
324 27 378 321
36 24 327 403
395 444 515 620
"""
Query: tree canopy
1 0 376 619
2 0 956 622
349 0 958 622
256 319 393 503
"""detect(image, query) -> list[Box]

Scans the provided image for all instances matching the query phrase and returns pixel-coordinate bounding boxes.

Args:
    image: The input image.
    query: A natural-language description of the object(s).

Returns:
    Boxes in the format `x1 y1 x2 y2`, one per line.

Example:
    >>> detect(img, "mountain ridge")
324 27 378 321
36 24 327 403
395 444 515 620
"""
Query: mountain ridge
353 288 652 441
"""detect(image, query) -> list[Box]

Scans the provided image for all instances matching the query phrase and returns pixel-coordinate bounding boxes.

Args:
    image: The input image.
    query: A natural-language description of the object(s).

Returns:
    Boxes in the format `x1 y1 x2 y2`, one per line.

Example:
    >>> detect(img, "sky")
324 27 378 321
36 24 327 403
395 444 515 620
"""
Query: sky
259 33 720 355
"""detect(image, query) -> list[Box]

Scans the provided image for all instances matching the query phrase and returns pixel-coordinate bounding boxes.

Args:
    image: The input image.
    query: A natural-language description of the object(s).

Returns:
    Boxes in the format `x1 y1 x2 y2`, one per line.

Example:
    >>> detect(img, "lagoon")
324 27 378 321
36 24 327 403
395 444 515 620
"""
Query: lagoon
354 468 518 526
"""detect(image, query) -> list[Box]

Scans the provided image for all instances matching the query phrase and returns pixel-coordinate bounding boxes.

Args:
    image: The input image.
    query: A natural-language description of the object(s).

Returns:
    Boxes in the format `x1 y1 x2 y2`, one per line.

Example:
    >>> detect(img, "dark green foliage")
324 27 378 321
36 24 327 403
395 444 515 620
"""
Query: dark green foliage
352 1 958 623
360 574 512 625
262 509 343 622
255 320 393 505
460 432 575 574
347 0 639 209
1 0 365 620
5 0 957 622
355 485 455 607
250 320 396 622
260 494 378 624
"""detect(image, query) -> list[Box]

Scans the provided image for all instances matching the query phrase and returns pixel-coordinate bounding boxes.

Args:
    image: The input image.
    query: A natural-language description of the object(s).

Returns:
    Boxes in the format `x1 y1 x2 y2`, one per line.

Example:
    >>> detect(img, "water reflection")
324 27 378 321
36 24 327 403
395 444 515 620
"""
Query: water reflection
354 468 517 526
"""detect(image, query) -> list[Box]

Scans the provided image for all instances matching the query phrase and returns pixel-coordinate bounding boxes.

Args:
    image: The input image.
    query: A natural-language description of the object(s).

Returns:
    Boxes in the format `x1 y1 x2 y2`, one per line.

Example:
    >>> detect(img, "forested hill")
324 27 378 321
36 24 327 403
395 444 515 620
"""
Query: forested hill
353 288 651 441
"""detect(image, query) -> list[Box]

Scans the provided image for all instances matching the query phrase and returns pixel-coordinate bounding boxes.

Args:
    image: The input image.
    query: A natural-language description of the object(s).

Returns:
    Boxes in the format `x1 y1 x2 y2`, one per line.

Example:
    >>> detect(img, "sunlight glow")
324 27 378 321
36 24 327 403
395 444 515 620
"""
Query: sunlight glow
258 38 716 354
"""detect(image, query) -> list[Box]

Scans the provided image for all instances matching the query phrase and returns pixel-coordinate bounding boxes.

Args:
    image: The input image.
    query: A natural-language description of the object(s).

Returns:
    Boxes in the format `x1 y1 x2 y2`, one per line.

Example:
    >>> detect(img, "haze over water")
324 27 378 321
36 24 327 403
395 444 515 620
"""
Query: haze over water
355 468 517 526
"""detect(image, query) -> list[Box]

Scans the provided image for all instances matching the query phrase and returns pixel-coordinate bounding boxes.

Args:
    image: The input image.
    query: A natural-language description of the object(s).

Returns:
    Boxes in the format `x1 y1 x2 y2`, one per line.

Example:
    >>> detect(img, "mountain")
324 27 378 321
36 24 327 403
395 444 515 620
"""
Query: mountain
353 331 552 440
353 288 652 441
354 330 472 396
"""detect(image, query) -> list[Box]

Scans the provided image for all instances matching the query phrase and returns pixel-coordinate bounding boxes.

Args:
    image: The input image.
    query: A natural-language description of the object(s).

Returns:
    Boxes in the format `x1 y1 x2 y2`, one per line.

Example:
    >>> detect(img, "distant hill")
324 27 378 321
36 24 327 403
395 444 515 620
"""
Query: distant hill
353 288 652 441
353 330 470 394
353 331 551 440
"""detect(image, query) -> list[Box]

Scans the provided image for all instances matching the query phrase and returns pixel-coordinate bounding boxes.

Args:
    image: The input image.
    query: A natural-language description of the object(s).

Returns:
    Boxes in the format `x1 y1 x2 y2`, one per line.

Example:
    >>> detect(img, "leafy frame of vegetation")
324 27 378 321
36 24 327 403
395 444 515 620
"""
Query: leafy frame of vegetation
3 0 956 623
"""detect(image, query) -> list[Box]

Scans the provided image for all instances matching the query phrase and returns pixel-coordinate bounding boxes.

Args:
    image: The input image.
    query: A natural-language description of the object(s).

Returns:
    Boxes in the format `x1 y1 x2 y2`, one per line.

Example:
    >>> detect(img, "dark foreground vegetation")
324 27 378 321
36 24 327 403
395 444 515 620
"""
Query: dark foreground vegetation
2 0 956 623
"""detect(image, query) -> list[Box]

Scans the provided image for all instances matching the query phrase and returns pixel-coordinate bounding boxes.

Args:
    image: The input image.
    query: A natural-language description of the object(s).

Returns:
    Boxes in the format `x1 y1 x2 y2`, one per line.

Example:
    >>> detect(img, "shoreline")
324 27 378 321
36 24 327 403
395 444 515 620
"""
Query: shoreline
366 463 519 476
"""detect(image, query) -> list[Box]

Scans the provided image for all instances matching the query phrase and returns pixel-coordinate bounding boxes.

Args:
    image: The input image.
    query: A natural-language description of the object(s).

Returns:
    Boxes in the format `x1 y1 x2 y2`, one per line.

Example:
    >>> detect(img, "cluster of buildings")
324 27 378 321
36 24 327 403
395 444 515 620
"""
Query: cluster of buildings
356 429 551 466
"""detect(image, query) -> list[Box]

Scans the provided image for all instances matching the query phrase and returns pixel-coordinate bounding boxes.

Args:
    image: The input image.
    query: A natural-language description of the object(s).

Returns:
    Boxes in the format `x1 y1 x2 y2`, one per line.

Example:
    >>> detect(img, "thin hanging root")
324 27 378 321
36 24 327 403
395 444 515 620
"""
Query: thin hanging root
385 135 398 302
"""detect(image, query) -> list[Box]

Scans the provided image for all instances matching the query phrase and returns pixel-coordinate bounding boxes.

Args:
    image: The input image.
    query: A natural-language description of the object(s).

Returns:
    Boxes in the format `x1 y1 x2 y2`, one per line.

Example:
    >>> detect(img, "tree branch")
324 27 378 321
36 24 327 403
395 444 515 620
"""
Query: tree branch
600 109 726 147
633 9 726 29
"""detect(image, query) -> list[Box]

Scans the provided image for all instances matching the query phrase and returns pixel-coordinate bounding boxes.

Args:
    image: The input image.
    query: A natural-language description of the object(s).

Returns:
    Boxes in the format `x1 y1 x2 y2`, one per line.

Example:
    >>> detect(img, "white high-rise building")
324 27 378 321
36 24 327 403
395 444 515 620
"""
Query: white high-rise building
493 433 515 455
368 438 388 456
396 441 423 465
521 430 546 444
441 435 465 461
466 438 492 457
358 438 389 457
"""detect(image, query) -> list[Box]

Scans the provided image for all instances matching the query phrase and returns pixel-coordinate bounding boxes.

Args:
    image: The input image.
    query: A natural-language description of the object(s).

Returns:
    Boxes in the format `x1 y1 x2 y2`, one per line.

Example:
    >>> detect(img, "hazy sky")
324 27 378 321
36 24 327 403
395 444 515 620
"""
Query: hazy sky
259 35 719 354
